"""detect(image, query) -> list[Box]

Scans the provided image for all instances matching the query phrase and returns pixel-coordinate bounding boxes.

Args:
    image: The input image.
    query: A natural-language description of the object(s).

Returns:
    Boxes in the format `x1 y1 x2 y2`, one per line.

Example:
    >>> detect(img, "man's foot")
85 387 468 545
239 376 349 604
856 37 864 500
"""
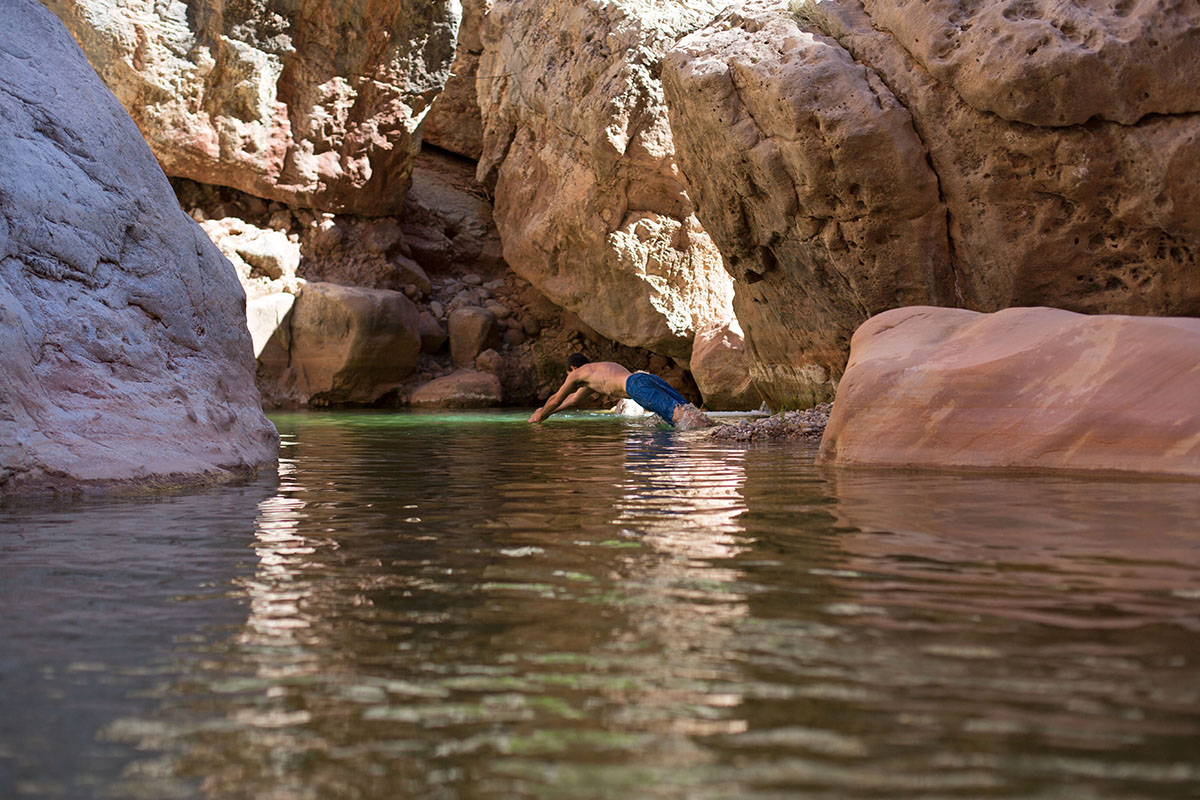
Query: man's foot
672 403 712 431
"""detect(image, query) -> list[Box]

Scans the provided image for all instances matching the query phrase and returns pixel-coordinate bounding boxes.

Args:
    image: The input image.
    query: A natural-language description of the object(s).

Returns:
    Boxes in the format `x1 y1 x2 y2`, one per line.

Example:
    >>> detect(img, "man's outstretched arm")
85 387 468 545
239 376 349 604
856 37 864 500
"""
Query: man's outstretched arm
529 375 583 423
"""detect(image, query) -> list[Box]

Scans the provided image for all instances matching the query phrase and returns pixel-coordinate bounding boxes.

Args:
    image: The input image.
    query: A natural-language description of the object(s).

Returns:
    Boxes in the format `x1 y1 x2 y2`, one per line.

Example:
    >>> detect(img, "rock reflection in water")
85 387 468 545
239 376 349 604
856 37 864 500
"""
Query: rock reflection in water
5 413 1199 800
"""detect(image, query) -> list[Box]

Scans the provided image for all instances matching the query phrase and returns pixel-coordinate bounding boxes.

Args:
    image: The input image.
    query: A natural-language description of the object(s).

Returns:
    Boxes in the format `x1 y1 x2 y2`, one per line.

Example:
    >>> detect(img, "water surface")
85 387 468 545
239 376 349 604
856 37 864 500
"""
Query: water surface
3 410 1199 798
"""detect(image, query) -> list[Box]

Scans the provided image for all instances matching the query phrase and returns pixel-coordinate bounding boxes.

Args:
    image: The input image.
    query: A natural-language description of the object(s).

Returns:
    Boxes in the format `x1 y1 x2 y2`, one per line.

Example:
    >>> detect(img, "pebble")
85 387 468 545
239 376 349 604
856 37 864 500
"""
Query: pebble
430 301 445 319
462 273 483 286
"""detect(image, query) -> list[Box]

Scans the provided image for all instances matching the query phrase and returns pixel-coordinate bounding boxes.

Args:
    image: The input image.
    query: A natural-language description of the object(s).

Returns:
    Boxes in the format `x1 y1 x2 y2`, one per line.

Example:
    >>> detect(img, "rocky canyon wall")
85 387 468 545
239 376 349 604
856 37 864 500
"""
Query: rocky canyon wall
37 0 1200 413
475 0 737 361
40 0 462 213
663 0 1200 407
1 0 278 496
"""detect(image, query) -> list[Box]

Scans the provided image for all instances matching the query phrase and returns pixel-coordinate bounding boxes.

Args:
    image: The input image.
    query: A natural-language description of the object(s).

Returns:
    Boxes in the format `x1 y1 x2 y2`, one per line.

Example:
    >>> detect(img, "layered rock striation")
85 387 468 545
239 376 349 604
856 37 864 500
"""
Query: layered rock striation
817 307 1200 478
1 0 278 495
42 0 462 213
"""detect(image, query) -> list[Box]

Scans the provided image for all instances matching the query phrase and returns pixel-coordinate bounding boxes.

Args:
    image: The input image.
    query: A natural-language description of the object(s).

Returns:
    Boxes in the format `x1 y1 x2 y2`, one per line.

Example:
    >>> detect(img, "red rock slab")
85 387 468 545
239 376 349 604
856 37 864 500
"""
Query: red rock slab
817 306 1200 478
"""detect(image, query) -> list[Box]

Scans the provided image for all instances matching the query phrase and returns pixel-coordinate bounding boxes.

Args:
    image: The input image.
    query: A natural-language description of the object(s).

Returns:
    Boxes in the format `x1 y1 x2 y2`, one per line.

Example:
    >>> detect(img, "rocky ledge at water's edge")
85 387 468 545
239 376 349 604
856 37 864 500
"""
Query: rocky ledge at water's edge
709 404 832 443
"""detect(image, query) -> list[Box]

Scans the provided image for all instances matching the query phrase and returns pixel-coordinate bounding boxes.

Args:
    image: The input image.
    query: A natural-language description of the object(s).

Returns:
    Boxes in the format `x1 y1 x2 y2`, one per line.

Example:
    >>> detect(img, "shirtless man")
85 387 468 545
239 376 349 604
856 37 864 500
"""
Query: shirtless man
528 354 711 430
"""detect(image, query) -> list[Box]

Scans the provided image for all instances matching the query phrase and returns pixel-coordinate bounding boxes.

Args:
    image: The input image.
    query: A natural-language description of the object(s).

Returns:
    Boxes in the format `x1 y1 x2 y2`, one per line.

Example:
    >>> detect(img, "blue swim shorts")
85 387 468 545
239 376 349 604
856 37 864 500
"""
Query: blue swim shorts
625 372 688 425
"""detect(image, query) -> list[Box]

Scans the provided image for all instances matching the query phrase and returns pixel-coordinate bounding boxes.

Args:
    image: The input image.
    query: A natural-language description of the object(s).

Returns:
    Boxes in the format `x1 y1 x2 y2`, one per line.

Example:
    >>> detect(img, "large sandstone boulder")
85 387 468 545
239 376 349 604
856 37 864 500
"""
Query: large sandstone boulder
42 0 461 213
817 307 1200 478
256 282 420 406
0 0 277 495
476 0 735 359
410 369 502 408
664 1 952 408
662 0 1200 408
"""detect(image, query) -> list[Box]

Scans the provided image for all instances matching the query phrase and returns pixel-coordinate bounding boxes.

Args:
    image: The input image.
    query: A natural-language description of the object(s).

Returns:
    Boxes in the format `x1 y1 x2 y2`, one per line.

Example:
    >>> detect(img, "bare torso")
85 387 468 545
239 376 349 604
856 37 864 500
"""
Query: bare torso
573 362 632 398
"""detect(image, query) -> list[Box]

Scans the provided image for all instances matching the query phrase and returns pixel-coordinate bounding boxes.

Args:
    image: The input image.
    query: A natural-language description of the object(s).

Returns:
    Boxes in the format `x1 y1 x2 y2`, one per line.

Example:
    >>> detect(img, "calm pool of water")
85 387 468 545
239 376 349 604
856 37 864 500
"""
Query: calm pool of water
2 410 1199 799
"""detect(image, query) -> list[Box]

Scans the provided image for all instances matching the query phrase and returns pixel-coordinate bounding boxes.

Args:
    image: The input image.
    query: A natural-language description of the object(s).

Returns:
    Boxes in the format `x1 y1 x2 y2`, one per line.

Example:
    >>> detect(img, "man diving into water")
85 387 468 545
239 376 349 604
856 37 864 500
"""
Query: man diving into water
528 354 712 430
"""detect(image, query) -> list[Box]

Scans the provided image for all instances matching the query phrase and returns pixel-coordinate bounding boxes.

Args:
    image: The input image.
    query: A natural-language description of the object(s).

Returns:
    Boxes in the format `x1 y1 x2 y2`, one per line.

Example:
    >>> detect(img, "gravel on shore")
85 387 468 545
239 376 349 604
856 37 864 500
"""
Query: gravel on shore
708 403 832 442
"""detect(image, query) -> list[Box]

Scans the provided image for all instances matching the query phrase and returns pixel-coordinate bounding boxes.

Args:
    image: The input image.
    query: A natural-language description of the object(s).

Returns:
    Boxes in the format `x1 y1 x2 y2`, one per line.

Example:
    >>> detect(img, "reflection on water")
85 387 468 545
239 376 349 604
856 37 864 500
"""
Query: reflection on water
2 410 1199 799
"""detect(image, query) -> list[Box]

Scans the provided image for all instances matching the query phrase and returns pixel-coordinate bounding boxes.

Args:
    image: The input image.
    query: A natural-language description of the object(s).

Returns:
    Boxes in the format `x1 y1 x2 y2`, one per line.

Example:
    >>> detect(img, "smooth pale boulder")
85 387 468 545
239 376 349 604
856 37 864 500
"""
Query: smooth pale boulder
690 322 762 411
410 370 503 408
0 0 277 495
476 0 735 359
257 282 420 406
42 0 461 213
817 307 1200 478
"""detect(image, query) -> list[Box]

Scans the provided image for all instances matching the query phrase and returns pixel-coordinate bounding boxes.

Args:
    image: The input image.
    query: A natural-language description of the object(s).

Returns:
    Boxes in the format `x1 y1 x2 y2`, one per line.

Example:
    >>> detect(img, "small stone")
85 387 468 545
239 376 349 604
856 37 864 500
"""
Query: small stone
462 273 483 286
521 316 541 336
430 300 445 319
502 328 526 347
475 348 503 374
484 278 507 290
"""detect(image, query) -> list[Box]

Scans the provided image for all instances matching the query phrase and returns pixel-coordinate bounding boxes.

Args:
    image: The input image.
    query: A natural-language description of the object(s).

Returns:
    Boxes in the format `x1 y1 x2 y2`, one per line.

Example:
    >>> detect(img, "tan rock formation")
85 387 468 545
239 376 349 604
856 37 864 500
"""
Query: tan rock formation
664 1 951 407
256 282 421 406
817 307 1200 478
859 0 1200 126
690 322 762 411
476 0 735 359
662 0 1200 408
42 0 461 213
422 0 491 159
0 0 277 495
410 369 503 408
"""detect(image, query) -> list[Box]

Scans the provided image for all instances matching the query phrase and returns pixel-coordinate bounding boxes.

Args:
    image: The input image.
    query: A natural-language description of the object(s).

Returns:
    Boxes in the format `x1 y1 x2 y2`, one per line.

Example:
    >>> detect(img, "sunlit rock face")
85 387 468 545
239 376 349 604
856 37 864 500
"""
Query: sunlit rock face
690 322 762 411
663 1 953 408
818 307 1200 478
662 0 1200 408
0 0 278 495
41 0 461 213
476 0 735 360
861 0 1200 126
422 0 490 160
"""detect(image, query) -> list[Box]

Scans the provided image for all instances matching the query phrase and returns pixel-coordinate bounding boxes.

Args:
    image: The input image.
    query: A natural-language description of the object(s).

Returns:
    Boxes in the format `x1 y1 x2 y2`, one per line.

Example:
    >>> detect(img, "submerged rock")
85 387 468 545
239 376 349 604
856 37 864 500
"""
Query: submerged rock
817 307 1200 477
0 0 277 496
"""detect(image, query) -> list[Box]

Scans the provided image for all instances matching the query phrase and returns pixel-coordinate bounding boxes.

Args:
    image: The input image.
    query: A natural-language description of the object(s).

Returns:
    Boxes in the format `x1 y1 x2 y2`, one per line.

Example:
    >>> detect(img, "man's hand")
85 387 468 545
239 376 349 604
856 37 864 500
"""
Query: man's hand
528 408 545 423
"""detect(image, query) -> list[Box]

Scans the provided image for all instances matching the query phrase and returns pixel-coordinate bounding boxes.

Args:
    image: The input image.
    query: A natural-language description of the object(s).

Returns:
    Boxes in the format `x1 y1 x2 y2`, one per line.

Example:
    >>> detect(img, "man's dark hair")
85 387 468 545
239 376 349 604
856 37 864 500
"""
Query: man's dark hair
566 353 590 369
